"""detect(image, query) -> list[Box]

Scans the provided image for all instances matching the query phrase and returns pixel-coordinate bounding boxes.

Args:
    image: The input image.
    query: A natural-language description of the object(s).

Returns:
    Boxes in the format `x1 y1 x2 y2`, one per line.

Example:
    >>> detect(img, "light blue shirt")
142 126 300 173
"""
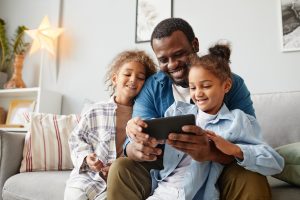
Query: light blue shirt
149 101 284 200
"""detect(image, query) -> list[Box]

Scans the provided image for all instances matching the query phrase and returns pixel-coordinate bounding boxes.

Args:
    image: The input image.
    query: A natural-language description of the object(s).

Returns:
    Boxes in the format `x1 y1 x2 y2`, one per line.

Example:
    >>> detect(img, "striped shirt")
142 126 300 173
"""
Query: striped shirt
67 97 120 200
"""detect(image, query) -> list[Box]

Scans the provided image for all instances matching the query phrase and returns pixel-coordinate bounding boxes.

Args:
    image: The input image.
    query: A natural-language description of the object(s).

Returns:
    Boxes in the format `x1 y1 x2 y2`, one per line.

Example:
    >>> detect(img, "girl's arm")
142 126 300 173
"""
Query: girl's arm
227 111 284 176
69 115 93 172
206 131 244 160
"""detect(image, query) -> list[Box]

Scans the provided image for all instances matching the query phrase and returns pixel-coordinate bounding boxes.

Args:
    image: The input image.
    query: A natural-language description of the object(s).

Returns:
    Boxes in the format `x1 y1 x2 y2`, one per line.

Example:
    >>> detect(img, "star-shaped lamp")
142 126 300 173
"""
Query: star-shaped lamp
25 16 63 87
26 16 63 55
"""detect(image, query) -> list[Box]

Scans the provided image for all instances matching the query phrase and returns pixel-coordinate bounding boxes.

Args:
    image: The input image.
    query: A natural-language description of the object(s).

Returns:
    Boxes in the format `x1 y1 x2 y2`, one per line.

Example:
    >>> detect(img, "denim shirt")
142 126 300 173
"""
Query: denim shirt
151 101 284 200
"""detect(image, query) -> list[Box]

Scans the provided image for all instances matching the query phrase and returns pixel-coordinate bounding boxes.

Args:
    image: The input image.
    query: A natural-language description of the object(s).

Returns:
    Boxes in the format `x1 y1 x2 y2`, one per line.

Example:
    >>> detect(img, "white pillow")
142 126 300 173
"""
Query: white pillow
20 112 80 172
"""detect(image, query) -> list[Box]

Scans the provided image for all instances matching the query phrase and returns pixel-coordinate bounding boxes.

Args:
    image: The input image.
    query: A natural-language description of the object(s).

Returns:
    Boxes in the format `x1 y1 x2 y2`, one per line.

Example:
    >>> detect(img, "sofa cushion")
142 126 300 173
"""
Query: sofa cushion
20 113 80 172
272 142 300 186
267 176 300 200
2 171 70 200
252 91 300 148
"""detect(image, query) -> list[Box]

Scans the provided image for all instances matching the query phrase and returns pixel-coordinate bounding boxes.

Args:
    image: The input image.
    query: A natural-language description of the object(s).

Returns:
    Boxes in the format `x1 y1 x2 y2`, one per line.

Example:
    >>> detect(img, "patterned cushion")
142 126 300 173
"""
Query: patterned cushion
20 112 80 172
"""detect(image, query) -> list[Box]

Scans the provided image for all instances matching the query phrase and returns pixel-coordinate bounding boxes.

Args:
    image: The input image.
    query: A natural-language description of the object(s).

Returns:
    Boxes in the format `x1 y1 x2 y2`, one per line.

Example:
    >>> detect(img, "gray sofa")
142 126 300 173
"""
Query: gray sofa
1 91 300 200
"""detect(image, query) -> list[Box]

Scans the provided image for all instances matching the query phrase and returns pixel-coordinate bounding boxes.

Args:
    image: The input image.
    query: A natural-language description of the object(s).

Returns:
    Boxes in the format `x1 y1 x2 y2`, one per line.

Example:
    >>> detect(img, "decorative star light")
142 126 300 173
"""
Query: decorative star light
26 16 63 55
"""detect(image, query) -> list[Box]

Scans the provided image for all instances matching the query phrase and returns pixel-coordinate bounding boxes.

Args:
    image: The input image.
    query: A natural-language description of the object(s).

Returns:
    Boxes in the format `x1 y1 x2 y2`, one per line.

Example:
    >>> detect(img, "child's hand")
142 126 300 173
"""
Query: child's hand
206 131 243 160
99 163 112 181
86 153 104 172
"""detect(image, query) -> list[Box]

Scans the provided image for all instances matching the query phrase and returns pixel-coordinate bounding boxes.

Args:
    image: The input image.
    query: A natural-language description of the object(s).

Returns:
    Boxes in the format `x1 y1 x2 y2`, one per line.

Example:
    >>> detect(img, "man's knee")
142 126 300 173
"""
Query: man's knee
108 157 137 184
107 157 152 200
219 163 271 200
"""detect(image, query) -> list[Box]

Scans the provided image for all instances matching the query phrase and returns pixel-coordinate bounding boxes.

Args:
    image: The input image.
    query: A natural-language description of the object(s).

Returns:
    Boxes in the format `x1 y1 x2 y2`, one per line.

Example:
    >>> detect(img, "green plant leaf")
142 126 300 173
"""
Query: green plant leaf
0 18 11 72
12 25 30 55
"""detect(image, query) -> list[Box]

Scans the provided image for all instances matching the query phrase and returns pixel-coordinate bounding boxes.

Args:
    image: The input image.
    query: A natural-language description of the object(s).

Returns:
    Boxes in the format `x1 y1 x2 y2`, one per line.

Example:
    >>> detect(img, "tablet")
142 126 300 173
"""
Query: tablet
142 114 196 140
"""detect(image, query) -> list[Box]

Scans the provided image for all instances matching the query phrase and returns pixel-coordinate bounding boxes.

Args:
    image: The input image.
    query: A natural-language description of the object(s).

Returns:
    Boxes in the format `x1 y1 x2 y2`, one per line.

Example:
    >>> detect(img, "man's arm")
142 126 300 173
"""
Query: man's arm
225 73 255 117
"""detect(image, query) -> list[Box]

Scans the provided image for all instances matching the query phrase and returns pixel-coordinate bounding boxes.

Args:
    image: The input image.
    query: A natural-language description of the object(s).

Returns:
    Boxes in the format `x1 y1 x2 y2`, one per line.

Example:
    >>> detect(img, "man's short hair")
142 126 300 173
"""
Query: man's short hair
150 18 195 48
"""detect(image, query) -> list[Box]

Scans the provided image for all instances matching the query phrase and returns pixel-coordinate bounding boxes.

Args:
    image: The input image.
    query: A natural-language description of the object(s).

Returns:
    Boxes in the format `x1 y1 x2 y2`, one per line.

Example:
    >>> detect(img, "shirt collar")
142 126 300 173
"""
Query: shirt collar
173 102 234 124
207 104 234 124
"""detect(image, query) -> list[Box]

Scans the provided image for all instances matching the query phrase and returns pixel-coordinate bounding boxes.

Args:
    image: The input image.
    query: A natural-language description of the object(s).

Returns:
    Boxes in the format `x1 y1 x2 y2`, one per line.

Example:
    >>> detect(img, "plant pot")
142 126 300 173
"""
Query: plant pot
4 54 26 89
0 71 8 89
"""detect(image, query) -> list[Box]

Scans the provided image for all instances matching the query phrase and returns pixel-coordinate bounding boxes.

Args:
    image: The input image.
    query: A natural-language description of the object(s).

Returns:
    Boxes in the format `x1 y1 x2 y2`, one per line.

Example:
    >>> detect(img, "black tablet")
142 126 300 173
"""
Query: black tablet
142 114 196 140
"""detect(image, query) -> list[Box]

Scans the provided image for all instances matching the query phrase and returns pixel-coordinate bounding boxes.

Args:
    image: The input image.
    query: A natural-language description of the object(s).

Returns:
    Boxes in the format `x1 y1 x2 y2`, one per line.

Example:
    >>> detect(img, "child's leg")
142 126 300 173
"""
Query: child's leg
64 185 88 200
218 162 271 200
147 183 185 200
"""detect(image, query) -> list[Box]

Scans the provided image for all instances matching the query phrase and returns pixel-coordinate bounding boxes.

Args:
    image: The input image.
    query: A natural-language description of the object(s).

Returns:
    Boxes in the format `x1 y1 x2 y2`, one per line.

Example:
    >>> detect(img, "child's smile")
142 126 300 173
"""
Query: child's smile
113 61 146 106
189 67 231 115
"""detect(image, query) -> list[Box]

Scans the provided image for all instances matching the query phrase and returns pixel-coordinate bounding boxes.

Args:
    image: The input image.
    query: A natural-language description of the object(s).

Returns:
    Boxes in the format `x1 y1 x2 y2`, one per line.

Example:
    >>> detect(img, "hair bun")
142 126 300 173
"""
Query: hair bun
208 44 231 63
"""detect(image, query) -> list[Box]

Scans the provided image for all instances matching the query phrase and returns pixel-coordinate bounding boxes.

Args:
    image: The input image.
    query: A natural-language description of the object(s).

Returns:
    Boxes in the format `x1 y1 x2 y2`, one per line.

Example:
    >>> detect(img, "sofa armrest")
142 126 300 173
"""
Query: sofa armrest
0 131 25 195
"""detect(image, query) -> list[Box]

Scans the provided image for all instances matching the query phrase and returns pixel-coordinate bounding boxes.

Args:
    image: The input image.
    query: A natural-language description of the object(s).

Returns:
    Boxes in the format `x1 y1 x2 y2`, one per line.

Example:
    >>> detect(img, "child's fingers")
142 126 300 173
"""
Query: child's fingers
101 166 110 173
94 160 103 166
92 153 99 161
206 130 216 136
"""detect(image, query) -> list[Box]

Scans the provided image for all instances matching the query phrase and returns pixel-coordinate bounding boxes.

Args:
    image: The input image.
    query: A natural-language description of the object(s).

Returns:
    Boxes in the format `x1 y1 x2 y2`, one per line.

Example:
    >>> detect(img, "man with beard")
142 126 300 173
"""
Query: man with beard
107 18 271 200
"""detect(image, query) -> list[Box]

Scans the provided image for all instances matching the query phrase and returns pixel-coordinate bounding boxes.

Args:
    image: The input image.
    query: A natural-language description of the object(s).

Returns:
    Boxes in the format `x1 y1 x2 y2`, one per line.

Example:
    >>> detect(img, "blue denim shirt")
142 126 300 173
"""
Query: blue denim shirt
151 101 284 200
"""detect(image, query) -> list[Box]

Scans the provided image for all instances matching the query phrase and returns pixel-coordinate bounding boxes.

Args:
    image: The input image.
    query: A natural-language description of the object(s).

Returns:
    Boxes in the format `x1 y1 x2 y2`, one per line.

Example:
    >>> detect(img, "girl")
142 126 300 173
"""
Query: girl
148 44 284 200
65 50 156 200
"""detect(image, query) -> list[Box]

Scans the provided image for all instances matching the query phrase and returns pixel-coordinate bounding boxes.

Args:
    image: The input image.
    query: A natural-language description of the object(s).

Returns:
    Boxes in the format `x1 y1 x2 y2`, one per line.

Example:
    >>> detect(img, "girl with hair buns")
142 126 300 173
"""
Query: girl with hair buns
147 43 284 200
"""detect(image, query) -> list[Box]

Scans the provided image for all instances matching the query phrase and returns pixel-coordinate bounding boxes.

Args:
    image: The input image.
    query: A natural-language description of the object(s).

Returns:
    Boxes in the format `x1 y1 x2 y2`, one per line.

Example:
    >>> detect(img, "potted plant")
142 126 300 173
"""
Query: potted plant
0 18 11 88
0 18 30 89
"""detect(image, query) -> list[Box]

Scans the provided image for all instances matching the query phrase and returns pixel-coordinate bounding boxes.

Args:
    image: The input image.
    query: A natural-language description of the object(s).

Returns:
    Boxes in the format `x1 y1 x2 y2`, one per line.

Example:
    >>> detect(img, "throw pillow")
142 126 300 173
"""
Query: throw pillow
272 142 300 186
20 112 80 172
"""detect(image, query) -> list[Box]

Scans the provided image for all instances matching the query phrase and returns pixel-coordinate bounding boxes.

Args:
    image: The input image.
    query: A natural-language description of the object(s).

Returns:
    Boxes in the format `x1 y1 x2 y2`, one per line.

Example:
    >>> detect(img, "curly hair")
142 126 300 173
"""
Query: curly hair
190 43 232 82
105 50 157 96
151 18 195 48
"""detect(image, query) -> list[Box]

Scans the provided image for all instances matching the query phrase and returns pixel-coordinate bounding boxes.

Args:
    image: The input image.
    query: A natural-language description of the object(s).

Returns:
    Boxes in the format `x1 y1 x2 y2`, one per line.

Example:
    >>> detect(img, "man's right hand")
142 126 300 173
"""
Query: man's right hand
126 117 162 161
126 117 149 142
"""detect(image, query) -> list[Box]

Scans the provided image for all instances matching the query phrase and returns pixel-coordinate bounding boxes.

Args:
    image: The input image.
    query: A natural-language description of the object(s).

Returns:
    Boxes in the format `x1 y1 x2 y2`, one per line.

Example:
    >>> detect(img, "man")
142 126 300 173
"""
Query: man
107 18 271 200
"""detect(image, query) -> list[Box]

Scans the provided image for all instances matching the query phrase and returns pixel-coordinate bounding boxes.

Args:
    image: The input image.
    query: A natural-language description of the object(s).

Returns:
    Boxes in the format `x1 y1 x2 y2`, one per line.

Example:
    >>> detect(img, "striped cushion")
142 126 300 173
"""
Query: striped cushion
20 113 80 172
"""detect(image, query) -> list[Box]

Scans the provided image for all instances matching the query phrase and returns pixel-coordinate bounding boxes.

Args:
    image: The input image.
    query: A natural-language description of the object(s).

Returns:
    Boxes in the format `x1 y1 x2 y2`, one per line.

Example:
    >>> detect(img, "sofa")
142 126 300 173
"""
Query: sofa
1 91 300 200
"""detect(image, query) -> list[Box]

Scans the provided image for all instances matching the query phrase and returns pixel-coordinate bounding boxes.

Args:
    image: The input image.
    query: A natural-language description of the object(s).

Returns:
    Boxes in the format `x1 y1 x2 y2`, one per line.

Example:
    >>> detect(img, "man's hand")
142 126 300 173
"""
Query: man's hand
166 125 212 162
127 140 162 161
126 117 163 162
86 153 104 172
126 117 150 142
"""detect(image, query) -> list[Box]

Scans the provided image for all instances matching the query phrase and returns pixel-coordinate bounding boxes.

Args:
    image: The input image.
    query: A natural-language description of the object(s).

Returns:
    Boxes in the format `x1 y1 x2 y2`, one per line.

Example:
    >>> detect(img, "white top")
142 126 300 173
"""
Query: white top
157 85 192 190
172 84 190 103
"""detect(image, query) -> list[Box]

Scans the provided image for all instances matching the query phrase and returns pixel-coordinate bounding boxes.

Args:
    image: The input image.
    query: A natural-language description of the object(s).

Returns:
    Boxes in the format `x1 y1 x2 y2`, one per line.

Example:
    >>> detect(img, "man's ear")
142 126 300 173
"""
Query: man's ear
192 37 199 53
224 78 232 93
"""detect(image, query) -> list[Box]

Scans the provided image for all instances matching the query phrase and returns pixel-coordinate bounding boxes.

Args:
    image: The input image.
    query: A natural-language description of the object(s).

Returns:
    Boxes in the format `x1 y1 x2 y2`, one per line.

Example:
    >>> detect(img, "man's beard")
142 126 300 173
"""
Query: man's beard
173 78 189 88
169 63 190 88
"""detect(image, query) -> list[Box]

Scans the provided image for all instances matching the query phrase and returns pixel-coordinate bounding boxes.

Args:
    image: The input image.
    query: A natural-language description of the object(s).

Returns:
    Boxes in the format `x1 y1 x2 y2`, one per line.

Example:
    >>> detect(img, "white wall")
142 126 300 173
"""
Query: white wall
1 0 300 114
0 0 61 88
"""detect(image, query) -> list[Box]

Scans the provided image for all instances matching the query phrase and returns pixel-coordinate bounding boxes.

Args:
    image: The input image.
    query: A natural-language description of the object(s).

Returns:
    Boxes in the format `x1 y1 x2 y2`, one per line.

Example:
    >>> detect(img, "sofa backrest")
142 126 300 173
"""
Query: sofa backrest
252 91 300 148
